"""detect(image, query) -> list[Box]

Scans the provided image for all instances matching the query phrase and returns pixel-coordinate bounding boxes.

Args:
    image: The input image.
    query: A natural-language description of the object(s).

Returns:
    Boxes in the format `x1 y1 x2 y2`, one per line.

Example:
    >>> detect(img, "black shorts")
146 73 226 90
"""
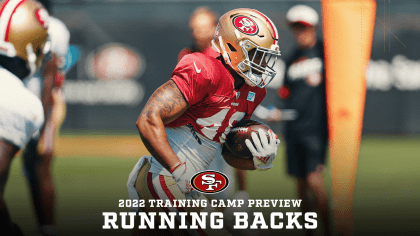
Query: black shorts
285 133 328 178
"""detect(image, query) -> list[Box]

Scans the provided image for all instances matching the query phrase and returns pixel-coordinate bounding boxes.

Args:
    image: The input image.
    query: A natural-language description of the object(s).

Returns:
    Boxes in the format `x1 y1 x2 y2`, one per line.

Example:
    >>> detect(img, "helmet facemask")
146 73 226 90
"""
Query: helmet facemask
237 40 280 88
22 38 50 80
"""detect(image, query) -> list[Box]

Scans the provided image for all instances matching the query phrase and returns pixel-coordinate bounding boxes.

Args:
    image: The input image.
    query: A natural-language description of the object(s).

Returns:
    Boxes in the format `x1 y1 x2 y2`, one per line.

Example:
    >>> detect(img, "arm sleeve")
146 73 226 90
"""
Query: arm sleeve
171 54 210 106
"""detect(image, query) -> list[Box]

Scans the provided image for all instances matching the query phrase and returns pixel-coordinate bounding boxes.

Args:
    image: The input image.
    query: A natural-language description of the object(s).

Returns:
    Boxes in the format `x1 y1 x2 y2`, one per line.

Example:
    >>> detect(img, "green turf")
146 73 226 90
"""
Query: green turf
5 136 420 236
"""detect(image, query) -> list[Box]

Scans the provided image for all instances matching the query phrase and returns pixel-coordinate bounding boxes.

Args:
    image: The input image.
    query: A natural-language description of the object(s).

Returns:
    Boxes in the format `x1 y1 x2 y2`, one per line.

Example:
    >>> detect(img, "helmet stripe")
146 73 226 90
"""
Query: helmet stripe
0 0 11 16
0 0 27 42
0 0 13 41
249 9 278 45
5 0 28 41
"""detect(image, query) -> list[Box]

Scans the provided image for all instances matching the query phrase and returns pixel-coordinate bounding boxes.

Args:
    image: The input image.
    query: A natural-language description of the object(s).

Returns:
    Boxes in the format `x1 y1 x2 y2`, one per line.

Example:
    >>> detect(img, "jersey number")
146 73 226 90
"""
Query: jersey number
196 109 246 143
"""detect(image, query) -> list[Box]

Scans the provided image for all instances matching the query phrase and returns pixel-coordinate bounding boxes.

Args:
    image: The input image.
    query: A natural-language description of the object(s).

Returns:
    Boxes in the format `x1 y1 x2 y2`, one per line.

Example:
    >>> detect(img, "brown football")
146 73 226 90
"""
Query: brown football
225 119 272 158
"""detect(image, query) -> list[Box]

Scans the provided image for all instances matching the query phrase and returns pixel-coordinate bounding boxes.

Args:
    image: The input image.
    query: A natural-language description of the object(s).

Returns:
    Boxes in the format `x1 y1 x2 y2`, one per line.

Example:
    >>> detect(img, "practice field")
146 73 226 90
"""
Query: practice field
5 135 420 236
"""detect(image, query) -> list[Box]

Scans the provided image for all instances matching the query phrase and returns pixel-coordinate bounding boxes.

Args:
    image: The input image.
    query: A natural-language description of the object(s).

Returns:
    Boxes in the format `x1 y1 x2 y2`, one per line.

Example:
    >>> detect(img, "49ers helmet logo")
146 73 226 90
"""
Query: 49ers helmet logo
191 171 229 194
233 15 258 35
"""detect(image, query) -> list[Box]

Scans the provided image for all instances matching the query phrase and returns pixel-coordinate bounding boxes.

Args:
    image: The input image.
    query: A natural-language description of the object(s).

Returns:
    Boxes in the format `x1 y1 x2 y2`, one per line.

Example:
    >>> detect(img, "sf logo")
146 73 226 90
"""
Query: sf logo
201 174 222 191
191 171 229 194
238 18 254 32
233 16 258 35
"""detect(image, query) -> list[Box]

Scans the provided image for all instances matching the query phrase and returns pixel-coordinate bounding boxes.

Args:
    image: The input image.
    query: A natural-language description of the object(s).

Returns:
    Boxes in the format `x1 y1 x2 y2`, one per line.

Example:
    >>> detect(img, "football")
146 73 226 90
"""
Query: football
225 119 272 158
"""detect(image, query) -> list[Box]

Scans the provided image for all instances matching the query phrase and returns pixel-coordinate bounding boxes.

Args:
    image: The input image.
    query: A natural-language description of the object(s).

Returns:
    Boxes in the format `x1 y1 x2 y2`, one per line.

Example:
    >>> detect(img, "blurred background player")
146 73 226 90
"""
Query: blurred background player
0 0 50 234
22 0 70 235
258 5 332 236
178 6 218 61
178 6 250 210
128 8 281 236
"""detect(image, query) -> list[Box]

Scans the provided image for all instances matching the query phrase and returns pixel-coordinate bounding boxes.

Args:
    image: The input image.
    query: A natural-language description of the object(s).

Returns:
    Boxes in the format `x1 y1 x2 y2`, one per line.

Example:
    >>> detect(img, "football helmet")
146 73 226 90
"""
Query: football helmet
212 8 281 88
0 0 50 79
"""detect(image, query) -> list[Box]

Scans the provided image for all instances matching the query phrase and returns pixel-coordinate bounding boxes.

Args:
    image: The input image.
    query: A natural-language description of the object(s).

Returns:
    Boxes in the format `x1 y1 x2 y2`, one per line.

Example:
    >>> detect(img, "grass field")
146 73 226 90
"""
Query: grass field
5 135 420 236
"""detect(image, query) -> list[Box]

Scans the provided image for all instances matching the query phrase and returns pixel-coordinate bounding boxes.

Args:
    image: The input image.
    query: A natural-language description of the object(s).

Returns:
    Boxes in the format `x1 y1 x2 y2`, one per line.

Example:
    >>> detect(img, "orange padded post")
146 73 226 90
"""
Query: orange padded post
322 0 376 235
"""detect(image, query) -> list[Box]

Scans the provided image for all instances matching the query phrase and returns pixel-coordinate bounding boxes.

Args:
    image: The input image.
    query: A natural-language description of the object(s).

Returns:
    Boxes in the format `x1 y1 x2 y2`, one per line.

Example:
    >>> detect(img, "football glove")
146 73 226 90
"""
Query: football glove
245 129 280 171
170 162 200 199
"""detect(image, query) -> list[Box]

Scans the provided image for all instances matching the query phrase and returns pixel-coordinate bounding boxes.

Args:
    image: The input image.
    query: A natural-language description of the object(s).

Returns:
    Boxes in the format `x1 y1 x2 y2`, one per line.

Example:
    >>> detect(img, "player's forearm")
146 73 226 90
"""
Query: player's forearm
221 144 256 170
137 114 181 171
137 80 189 171
40 56 58 130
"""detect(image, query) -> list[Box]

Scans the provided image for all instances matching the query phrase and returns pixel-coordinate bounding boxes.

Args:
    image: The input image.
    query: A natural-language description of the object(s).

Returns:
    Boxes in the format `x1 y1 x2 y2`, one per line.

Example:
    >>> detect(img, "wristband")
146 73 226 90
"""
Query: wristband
169 162 183 174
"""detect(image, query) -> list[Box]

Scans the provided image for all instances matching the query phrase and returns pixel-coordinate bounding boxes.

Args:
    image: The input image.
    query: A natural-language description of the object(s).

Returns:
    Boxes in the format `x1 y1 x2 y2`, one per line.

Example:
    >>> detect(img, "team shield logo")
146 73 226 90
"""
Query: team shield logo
232 16 259 35
191 171 229 194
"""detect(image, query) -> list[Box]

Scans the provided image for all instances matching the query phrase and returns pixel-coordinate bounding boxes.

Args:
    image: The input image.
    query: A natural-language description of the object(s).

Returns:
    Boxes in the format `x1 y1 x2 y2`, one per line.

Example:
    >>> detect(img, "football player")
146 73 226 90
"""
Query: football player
0 0 50 234
128 8 281 236
22 0 70 235
256 5 332 236
178 6 250 209
283 6 331 236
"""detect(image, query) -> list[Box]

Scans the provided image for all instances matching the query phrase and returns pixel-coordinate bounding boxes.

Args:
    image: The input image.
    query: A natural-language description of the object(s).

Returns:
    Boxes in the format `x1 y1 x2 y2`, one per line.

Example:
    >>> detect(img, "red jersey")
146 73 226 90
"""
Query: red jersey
166 49 266 143
177 46 214 62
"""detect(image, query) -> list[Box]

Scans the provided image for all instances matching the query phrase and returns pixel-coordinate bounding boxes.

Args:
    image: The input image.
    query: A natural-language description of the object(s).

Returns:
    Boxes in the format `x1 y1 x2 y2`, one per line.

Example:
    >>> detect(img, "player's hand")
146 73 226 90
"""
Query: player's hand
170 162 200 199
245 129 280 171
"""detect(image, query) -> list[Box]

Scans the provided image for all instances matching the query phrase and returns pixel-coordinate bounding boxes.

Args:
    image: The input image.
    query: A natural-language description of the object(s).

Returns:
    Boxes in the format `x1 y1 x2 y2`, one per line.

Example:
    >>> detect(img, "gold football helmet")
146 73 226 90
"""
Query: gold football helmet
0 0 50 78
212 8 281 88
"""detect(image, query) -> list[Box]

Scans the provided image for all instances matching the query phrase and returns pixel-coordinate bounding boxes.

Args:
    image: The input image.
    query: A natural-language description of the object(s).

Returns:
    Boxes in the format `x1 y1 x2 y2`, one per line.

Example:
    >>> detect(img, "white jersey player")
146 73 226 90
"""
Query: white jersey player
0 0 51 234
